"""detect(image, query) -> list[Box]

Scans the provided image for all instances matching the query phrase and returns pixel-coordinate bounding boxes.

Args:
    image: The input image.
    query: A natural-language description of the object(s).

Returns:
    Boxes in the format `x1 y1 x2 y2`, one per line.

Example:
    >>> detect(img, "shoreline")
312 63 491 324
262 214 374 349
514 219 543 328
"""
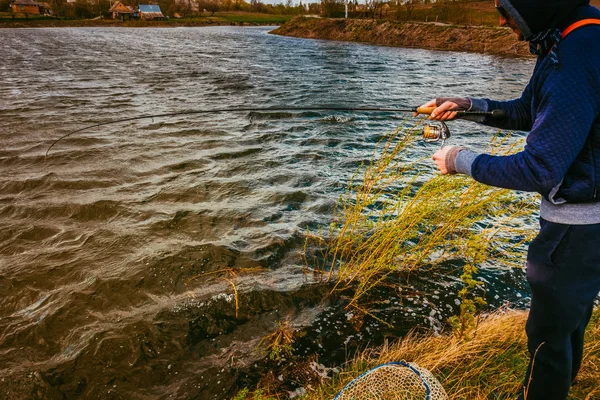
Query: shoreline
0 19 282 29
1 15 532 59
272 17 532 58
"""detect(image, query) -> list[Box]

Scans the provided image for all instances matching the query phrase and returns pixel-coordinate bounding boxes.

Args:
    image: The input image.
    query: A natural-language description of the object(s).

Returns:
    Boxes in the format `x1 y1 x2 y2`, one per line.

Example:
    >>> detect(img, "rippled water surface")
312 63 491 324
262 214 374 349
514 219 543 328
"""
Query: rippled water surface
0 26 535 398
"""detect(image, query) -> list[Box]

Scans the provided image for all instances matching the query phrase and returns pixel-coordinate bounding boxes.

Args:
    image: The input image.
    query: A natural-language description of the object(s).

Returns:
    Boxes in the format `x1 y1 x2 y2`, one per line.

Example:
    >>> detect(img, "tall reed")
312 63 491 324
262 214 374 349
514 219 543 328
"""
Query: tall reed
304 121 538 310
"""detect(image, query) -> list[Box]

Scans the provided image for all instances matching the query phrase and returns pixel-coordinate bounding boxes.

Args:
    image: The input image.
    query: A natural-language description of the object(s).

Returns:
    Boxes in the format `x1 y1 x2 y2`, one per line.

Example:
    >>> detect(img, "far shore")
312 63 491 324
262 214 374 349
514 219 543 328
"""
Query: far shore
0 20 284 29
272 16 532 58
1 12 533 59
1 15 532 58
0 13 291 29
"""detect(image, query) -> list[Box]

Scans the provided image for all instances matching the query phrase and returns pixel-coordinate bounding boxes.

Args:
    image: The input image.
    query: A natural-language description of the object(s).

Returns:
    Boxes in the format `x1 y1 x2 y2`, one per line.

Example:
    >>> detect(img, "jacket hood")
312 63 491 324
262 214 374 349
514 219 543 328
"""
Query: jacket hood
498 0 590 39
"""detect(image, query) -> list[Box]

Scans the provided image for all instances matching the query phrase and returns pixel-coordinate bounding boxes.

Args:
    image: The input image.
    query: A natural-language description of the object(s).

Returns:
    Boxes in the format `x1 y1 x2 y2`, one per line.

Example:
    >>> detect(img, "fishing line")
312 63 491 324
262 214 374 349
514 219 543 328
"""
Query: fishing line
45 106 506 157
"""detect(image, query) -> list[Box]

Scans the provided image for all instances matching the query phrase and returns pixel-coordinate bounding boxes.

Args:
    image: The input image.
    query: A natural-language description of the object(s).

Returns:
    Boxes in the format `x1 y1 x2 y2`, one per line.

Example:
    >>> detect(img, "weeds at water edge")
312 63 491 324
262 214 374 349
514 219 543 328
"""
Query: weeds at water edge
257 320 297 362
303 121 538 335
186 267 264 319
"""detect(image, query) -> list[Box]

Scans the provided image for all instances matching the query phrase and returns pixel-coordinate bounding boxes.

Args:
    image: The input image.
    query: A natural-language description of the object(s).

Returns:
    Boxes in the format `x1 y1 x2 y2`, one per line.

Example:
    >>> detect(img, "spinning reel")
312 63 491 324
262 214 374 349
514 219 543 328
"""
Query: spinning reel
422 121 451 147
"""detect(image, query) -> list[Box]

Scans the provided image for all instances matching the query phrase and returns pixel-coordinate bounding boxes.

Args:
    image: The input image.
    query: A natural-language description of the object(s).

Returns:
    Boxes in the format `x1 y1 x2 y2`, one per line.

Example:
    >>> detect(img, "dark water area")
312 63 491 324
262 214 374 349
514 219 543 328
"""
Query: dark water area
1 26 535 398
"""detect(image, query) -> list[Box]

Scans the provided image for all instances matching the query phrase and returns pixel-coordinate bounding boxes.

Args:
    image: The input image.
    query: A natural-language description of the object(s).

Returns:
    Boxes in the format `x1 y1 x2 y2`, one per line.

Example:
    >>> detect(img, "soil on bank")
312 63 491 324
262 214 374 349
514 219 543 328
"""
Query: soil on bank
272 17 532 58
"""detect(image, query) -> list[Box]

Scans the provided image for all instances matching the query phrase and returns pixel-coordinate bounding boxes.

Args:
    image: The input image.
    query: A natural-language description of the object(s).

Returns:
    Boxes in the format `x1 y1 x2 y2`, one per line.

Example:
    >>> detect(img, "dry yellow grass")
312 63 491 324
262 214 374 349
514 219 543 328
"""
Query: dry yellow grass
236 121 599 400
295 122 598 399
305 121 537 313
304 308 600 400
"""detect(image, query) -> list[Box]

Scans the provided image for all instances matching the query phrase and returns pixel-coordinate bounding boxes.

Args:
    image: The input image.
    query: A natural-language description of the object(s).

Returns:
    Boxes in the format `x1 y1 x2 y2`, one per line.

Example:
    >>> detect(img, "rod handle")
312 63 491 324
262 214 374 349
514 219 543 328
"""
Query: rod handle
415 106 436 115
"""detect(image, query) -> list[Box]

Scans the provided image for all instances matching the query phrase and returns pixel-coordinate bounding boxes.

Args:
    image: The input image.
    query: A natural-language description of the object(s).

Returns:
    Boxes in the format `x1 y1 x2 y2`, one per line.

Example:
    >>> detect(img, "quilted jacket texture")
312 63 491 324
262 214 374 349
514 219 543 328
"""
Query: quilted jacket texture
468 4 600 204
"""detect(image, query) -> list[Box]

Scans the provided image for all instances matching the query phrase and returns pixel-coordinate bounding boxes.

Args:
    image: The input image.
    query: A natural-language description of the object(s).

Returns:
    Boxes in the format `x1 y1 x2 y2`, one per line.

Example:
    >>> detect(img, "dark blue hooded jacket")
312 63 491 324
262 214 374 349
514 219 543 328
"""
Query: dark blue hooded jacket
457 1 600 223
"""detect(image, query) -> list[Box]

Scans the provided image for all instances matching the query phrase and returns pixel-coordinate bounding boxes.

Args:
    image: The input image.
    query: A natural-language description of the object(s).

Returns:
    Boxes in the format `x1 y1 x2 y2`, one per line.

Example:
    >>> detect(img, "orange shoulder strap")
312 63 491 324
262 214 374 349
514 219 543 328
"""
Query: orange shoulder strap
562 18 600 38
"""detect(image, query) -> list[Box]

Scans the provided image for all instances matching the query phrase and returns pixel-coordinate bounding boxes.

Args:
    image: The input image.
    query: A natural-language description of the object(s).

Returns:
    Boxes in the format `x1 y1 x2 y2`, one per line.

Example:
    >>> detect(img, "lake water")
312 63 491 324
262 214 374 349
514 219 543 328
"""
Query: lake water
0 26 535 398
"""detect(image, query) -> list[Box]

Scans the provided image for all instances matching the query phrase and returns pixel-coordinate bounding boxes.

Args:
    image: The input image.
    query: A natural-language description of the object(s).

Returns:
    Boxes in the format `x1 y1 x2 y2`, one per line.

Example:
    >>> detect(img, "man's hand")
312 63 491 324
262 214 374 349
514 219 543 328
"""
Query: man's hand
415 97 471 121
430 100 460 120
432 146 468 175
432 146 453 174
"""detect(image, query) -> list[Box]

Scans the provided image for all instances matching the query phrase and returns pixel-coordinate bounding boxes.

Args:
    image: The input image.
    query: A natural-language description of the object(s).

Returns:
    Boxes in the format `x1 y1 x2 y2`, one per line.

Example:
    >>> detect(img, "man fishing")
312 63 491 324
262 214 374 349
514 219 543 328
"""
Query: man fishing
419 0 600 399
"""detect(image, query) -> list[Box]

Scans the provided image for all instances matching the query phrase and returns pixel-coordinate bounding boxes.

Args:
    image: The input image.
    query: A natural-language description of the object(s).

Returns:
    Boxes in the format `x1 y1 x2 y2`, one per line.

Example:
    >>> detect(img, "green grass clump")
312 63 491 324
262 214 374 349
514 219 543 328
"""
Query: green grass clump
233 388 278 400
0 11 293 26
403 5 498 26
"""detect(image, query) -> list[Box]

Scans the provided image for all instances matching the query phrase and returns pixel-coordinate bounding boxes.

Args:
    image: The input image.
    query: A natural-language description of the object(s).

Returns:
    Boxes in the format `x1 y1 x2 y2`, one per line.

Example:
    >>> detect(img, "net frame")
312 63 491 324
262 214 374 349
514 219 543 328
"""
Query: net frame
333 361 447 400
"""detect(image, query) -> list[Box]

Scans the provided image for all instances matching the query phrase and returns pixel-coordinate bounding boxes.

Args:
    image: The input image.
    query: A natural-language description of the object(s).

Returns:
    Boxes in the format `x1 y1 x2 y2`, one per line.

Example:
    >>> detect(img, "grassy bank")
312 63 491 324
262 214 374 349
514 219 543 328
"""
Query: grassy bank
240 124 596 399
0 12 293 28
236 308 600 399
273 0 600 57
272 17 531 57
304 308 600 400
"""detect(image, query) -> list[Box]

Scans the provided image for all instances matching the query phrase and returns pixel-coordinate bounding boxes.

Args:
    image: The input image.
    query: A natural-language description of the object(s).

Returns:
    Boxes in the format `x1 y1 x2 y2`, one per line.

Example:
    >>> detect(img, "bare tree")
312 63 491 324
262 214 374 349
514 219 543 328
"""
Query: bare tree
404 0 420 21
199 0 219 15
320 0 344 17
370 0 383 19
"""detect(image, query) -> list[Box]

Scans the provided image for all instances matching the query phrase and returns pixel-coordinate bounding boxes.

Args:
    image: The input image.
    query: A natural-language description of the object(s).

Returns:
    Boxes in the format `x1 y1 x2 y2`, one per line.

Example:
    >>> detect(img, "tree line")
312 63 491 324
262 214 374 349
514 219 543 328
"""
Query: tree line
0 0 492 23
321 0 420 19
321 0 489 19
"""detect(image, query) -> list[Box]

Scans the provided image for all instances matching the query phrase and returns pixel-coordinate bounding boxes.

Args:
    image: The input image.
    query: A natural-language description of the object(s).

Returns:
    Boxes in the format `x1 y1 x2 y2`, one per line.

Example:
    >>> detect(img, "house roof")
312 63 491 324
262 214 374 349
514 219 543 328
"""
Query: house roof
138 4 162 13
11 0 40 5
109 1 133 13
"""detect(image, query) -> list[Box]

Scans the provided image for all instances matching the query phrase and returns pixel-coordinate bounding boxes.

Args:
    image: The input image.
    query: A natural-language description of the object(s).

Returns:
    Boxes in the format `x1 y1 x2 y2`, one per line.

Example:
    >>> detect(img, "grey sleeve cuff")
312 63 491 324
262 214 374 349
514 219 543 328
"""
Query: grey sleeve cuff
445 146 467 174
460 98 489 123
454 149 478 177
468 98 489 112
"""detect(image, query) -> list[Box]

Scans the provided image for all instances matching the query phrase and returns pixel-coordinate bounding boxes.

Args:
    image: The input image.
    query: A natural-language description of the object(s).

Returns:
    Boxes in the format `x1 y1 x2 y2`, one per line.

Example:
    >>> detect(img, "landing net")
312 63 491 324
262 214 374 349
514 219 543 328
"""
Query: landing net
333 361 448 400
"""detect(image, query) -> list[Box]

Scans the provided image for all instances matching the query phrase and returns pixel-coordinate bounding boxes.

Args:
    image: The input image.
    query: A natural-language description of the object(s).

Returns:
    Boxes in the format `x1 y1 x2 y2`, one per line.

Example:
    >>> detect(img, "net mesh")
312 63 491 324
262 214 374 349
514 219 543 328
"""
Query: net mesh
333 362 448 400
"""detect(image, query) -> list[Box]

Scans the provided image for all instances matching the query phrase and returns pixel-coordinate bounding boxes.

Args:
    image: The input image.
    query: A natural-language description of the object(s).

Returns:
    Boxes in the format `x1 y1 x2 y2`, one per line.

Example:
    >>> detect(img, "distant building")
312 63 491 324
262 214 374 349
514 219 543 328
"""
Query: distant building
138 4 165 20
109 1 135 20
11 0 43 15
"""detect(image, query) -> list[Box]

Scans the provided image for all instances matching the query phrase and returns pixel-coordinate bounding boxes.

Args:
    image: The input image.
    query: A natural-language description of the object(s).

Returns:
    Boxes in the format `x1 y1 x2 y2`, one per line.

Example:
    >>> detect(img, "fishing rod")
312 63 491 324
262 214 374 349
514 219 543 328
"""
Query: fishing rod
45 106 506 157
